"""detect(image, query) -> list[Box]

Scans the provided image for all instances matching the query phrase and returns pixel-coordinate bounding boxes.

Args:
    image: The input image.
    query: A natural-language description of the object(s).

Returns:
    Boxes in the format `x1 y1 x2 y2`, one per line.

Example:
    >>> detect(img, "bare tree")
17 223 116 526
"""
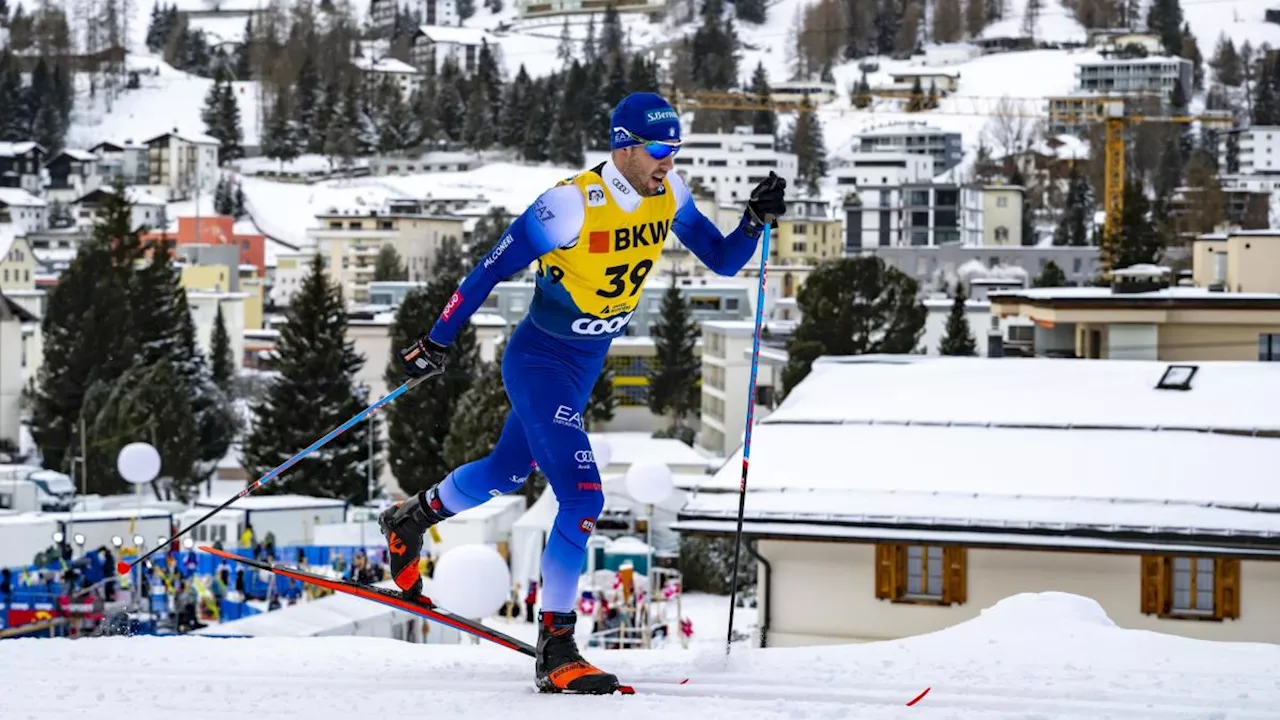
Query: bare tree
965 0 987 38
982 96 1041 158
1022 0 1041 38
933 0 963 43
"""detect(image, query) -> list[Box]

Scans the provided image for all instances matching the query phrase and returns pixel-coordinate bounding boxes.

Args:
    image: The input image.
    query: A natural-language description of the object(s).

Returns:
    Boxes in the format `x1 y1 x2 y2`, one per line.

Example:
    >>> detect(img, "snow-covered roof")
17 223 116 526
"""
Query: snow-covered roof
990 286 1280 302
0 224 16 259
194 495 347 511
678 356 1280 539
588 432 710 469
416 24 493 45
52 149 99 162
146 129 220 146
351 57 419 75
0 188 47 207
0 141 43 157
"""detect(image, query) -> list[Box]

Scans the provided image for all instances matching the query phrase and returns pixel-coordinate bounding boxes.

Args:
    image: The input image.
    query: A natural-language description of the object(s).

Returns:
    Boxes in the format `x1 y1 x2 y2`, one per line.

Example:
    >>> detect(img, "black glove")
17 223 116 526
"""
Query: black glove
744 171 787 232
399 335 448 380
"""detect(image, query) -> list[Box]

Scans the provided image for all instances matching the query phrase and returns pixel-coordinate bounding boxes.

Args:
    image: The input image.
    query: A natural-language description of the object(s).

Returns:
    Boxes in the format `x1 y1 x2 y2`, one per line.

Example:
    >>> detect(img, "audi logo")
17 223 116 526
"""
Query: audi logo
574 450 595 463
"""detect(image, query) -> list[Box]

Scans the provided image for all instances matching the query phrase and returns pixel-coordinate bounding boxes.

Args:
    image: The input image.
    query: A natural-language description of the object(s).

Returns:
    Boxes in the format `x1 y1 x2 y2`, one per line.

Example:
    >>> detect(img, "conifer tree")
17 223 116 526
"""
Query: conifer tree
499 65 532 149
790 98 827 194
748 62 776 135
781 258 926 395
210 302 236 392
1033 260 1067 288
938 283 977 355
586 364 616 431
648 280 700 434
32 186 138 478
383 240 479 495
373 244 408 282
241 254 380 502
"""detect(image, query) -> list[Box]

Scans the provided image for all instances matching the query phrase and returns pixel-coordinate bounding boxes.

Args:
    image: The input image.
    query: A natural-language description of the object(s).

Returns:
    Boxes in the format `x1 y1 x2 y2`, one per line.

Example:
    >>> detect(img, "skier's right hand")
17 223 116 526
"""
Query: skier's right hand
400 335 448 380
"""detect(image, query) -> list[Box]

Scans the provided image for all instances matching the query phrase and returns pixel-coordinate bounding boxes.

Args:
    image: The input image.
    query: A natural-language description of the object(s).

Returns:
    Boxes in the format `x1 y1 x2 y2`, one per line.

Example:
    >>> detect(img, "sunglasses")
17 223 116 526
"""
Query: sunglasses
614 127 681 160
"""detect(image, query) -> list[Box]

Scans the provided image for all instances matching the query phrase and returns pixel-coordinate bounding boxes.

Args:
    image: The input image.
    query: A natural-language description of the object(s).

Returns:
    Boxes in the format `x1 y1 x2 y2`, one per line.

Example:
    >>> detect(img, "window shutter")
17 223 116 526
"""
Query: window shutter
940 546 967 605
1215 558 1241 620
874 544 897 600
1140 555 1170 615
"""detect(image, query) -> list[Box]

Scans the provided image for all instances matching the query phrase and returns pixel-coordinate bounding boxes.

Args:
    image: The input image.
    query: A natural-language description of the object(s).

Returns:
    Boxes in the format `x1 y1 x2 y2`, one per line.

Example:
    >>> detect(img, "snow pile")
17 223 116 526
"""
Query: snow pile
970 591 1117 630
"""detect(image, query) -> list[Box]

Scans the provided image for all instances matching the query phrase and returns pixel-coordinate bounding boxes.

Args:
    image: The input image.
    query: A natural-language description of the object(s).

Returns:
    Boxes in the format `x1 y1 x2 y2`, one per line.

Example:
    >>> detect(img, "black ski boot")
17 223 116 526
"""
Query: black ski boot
535 610 620 694
378 485 452 599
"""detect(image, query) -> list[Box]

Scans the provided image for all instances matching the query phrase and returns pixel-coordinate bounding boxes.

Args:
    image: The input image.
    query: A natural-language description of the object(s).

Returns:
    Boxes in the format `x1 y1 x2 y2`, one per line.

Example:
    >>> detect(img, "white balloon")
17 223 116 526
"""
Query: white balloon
625 461 674 505
117 442 161 484
431 544 512 619
589 437 612 472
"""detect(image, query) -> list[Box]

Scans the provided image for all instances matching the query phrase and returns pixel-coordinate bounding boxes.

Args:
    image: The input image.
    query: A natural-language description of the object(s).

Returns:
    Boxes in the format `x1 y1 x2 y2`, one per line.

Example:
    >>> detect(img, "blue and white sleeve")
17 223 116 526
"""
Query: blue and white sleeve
668 171 760 276
428 185 585 346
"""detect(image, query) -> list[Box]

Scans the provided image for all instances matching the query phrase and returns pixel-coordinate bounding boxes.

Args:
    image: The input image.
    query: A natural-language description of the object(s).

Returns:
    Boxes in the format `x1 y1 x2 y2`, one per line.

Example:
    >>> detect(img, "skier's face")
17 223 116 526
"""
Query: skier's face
617 146 676 197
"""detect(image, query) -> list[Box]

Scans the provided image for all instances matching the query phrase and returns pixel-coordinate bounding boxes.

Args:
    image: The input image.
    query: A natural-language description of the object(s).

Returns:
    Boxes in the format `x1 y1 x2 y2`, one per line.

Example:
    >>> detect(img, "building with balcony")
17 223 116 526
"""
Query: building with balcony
1075 57 1193 105
516 0 667 19
697 320 781 457
989 248 1280 361
43 149 103 204
852 123 962 174
0 141 44 195
143 129 220 201
352 57 421 100
409 26 496 74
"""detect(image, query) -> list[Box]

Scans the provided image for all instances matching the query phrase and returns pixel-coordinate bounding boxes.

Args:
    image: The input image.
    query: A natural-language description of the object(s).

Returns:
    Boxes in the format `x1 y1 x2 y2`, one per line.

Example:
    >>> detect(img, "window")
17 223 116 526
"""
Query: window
996 196 1008 207
994 226 1009 242
1259 334 1280 361
875 544 966 605
1140 555 1240 620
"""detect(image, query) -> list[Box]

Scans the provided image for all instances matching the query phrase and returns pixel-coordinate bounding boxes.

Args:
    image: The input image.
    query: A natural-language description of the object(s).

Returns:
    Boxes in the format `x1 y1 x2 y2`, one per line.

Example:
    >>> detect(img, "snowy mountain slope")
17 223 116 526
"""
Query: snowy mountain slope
69 55 264 149
2 593 1278 719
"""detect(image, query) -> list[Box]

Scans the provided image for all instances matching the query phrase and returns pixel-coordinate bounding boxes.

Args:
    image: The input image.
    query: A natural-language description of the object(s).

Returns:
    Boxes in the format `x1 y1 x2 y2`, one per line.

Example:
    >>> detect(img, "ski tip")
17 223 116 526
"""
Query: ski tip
616 685 636 695
115 561 130 576
679 678 690 684
906 687 931 706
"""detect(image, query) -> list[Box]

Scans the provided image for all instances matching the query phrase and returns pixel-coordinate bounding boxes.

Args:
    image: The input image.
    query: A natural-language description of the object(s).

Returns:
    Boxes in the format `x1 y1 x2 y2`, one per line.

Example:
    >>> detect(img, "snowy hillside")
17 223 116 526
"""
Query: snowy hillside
2 593 1278 718
239 161 582 247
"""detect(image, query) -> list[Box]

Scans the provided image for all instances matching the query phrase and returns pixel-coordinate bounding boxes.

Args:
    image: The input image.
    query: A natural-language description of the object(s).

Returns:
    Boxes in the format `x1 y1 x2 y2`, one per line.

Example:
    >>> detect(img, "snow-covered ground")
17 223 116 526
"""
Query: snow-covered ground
2 592 1278 718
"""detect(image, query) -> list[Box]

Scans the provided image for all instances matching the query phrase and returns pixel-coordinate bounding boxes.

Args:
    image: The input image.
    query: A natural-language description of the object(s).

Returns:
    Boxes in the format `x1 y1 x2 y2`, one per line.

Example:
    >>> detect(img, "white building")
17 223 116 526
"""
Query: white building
1220 126 1280 176
698 320 782 457
852 123 963 174
143 129 221 200
352 57 422 100
1076 56 1193 104
676 355 1280 647
0 188 48 235
187 290 247 369
831 151 933 190
0 229 34 293
410 25 495 74
72 186 167 232
673 128 799 205
0 292 37 446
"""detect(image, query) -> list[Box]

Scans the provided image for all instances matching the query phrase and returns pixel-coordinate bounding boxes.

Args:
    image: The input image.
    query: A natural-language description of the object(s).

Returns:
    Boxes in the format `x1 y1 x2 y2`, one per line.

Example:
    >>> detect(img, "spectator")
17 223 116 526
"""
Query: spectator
240 523 255 549
1 568 11 604
264 531 276 559
525 581 537 623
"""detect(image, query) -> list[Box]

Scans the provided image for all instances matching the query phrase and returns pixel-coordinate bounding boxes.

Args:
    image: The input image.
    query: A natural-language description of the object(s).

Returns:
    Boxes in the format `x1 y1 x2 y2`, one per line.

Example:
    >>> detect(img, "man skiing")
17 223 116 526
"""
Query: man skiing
381 91 787 694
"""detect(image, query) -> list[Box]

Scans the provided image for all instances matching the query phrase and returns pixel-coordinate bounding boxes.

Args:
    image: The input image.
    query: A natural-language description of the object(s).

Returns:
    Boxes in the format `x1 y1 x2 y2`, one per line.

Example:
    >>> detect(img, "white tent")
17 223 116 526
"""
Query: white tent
510 487 559 592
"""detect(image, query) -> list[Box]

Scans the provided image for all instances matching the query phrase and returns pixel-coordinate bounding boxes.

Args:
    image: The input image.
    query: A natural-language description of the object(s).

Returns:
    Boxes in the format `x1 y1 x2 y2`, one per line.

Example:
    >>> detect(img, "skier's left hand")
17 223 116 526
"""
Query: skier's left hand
744 171 787 231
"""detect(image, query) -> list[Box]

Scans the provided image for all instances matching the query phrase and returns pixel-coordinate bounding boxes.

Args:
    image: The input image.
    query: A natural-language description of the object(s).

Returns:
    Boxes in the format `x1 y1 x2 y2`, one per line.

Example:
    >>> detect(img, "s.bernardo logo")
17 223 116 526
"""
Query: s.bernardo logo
645 109 678 123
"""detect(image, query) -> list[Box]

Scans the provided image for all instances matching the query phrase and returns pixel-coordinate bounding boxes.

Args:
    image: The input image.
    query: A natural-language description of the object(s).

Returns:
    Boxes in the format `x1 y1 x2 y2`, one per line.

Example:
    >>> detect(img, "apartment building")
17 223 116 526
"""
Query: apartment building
0 188 47 235
352 57 421 100
516 0 666 19
90 141 149 186
832 152 934 252
852 123 962 173
698 321 781 457
410 25 495 74
370 0 457 34
0 142 44 195
144 129 221 201
673 128 799 205
1219 126 1280 175
770 199 843 265
300 200 467 304
1075 57 1193 104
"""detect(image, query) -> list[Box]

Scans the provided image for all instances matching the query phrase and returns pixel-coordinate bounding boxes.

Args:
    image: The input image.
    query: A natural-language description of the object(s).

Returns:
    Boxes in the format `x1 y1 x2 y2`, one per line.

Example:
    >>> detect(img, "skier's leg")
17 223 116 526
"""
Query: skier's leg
380 345 537 597
500 326 616 693
435 410 536 512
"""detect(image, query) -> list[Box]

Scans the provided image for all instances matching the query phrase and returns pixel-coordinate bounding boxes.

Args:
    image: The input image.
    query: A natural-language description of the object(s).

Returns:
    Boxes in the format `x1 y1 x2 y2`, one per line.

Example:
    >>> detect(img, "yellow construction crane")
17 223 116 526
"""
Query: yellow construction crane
674 90 1237 277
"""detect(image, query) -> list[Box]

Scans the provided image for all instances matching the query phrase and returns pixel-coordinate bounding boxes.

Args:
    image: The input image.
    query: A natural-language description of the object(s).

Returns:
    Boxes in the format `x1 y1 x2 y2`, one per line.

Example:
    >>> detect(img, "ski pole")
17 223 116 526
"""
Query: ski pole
725 219 772 657
116 375 428 576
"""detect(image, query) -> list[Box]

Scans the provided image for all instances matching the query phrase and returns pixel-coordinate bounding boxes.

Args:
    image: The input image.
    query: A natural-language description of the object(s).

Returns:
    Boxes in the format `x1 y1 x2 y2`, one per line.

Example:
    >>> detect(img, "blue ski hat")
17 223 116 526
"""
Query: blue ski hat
610 92 682 149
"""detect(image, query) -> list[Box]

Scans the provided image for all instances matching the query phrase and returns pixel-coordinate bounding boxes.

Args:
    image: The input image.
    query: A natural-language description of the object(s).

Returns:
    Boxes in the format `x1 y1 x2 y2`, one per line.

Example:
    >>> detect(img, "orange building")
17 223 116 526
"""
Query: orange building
140 216 265 277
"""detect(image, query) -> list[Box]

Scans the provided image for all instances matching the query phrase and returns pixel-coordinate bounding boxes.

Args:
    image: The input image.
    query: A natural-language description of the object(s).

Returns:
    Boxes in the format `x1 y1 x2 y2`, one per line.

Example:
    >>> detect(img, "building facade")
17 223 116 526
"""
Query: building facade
673 129 799 205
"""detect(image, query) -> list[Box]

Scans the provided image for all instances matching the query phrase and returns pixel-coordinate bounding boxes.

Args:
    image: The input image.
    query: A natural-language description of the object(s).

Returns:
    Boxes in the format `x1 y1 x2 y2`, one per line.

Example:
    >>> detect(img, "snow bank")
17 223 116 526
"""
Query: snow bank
3 591 1278 718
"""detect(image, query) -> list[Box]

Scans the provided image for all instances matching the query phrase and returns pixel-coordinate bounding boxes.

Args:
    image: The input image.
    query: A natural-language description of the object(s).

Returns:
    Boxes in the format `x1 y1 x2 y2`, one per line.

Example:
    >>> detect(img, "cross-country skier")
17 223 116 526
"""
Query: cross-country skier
380 91 787 694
